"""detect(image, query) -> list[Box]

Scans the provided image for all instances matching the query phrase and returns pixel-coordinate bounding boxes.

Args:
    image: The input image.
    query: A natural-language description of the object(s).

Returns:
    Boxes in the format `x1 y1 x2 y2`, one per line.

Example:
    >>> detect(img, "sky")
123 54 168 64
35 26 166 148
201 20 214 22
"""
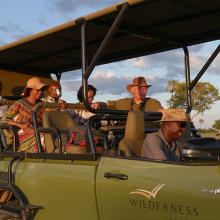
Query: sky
0 0 220 128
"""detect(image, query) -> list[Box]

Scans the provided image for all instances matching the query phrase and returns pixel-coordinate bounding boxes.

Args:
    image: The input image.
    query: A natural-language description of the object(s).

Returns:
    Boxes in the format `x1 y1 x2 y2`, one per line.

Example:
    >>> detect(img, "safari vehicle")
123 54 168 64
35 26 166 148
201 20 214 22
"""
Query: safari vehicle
0 0 220 219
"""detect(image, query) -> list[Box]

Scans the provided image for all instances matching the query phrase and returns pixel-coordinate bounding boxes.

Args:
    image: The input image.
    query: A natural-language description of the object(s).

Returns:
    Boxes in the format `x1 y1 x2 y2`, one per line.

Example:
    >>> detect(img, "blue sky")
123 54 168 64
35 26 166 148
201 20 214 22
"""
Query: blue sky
1 0 220 128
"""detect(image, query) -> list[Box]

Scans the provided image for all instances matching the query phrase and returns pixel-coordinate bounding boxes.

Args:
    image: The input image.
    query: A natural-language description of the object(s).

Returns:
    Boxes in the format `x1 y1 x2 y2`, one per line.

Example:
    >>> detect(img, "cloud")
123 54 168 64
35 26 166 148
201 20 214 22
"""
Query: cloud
60 70 81 91
89 70 130 95
0 37 6 45
91 70 168 95
7 23 27 34
187 52 220 76
0 26 8 32
36 14 49 26
189 43 205 52
132 50 185 79
190 53 205 72
129 57 147 69
210 55 220 74
0 23 29 42
52 0 121 14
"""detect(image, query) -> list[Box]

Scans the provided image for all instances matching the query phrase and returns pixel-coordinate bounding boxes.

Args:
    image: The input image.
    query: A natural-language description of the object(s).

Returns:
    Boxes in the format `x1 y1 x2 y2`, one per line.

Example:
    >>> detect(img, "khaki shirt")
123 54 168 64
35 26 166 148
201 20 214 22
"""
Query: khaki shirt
141 129 181 162
107 97 162 111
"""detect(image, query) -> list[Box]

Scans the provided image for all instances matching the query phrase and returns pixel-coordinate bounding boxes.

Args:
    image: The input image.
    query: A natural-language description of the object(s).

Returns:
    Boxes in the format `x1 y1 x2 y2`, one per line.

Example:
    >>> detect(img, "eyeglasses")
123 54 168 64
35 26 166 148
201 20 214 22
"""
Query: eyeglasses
179 122 187 128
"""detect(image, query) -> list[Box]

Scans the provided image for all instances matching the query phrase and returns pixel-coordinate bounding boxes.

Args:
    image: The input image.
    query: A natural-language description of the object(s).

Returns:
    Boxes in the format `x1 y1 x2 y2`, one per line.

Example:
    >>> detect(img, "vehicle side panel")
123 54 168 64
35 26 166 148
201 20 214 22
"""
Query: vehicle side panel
96 157 220 220
0 158 99 220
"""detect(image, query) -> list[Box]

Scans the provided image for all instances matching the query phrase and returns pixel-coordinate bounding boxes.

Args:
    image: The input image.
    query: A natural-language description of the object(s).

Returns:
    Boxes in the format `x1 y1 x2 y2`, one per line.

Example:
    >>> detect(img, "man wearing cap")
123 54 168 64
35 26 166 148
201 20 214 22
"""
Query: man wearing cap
107 76 162 111
141 109 190 162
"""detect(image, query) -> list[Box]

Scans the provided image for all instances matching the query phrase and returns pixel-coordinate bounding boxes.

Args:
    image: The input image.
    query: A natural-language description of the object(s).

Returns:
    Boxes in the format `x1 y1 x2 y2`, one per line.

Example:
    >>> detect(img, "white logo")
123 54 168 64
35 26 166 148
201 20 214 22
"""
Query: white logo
130 184 165 200
202 188 220 194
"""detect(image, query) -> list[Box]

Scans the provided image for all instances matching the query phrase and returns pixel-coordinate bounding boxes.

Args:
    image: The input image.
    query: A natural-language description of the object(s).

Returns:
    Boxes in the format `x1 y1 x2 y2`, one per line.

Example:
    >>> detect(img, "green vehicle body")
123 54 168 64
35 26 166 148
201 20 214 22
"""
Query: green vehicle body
0 0 220 219
0 154 220 220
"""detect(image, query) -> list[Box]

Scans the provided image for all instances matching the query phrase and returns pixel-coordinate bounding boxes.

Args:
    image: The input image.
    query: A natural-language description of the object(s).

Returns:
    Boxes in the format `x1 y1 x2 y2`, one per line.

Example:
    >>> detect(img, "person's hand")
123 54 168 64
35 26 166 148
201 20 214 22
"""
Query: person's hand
91 102 101 109
19 123 29 130
6 119 29 129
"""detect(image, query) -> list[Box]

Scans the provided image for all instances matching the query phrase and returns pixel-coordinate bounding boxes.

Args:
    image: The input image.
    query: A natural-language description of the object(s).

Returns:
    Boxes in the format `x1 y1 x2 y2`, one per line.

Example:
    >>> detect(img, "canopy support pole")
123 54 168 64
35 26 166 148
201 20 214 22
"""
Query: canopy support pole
81 2 129 114
81 21 96 155
189 43 220 91
183 46 192 113
84 2 129 80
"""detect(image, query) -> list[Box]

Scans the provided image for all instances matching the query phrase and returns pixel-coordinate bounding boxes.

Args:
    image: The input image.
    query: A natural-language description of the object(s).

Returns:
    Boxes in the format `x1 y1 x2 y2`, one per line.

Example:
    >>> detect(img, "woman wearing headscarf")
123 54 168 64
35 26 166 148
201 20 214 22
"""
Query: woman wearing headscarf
4 77 48 152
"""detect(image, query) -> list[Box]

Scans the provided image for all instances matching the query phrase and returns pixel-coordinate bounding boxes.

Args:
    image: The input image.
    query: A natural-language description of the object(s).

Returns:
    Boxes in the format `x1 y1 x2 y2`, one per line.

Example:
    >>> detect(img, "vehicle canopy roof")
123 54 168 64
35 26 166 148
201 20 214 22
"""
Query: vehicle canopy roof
1 0 220 77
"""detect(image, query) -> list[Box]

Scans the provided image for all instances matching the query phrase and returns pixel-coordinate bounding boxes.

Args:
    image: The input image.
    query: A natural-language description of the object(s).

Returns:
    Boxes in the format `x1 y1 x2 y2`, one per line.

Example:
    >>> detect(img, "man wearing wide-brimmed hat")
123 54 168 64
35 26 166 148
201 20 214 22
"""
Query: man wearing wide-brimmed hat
107 76 162 111
141 109 190 161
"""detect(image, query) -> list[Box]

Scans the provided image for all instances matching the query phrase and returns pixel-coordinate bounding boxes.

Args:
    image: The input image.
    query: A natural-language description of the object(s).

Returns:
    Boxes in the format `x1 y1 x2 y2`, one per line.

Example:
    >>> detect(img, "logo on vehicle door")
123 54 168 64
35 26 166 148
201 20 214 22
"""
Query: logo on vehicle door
129 184 165 200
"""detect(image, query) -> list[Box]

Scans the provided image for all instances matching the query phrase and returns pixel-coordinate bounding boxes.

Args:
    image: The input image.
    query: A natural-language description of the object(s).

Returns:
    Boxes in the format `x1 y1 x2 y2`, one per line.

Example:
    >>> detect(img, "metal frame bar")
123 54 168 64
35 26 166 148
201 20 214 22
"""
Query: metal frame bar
189 43 220 90
84 3 129 80
81 2 129 114
80 3 129 154
8 156 20 186
183 43 220 113
183 46 192 113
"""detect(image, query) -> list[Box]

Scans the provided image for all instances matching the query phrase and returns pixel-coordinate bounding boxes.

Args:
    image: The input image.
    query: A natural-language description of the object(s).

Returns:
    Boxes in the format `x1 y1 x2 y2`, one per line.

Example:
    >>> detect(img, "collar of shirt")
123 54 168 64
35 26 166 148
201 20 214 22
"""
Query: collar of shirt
158 129 176 152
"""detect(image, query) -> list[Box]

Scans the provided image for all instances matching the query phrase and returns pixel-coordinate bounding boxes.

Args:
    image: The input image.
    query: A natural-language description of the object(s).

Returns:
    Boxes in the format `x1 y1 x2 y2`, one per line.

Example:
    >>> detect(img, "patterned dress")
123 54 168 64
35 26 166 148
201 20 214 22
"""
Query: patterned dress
5 99 43 153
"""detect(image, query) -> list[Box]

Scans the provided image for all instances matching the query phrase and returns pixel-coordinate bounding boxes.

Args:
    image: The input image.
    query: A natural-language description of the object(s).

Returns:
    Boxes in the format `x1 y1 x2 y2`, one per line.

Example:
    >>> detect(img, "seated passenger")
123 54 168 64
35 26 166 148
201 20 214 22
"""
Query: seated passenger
107 76 162 111
141 109 190 162
70 84 101 125
4 77 48 153
41 81 67 109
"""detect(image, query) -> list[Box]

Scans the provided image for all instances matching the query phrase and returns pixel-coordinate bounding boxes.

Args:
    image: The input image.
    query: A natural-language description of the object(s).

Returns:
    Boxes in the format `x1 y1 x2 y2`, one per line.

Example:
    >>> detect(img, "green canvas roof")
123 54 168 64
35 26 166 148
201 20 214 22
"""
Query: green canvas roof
0 0 220 76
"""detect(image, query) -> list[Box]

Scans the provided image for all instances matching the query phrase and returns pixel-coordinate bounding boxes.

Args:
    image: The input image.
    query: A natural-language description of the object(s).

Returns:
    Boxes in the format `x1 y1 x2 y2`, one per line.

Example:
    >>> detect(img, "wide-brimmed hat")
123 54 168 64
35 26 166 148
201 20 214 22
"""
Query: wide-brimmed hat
127 76 151 92
160 109 190 122
26 77 48 90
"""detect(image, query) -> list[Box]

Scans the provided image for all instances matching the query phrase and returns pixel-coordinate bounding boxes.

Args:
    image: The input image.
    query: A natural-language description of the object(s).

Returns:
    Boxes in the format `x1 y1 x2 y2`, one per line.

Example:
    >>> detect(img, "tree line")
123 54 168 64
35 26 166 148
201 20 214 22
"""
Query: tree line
167 80 220 129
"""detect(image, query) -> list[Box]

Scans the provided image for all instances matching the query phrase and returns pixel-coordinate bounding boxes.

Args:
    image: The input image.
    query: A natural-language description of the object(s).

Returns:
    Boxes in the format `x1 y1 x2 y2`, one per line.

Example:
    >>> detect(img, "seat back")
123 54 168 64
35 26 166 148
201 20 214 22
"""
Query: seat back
42 111 77 152
119 111 145 157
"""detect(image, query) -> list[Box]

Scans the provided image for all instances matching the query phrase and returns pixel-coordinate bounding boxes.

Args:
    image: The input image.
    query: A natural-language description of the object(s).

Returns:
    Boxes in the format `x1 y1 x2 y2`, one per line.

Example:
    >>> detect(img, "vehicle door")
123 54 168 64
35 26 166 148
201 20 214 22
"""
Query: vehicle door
96 155 220 220
0 152 99 220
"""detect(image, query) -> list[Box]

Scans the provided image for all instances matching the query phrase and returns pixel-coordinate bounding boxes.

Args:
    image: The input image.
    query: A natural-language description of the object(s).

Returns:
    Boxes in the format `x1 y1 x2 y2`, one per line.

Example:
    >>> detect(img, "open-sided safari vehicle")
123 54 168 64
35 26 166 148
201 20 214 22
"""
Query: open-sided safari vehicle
1 0 220 219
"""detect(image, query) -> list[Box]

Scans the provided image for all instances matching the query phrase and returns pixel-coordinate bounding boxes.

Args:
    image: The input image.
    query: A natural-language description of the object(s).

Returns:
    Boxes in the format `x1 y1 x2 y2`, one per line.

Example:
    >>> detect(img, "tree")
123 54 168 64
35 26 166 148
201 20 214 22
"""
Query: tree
167 80 220 118
212 120 220 130
199 118 204 128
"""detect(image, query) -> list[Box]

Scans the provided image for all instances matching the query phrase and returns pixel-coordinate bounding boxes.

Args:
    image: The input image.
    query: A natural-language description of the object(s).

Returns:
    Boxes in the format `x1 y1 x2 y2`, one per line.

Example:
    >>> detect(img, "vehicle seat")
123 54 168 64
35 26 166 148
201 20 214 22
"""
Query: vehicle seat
42 111 86 154
119 111 145 157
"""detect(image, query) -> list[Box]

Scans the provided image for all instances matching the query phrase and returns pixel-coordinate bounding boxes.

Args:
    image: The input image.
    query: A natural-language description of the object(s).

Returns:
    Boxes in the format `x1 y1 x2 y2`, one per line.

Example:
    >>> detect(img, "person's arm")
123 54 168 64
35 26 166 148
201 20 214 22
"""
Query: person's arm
144 98 163 111
6 119 29 130
141 134 166 160
4 102 32 129
4 102 29 129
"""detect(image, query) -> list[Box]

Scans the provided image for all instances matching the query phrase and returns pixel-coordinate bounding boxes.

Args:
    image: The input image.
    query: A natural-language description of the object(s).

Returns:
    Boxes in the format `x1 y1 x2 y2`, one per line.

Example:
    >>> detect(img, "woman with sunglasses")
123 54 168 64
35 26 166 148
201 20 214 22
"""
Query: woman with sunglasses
141 109 190 162
4 77 48 153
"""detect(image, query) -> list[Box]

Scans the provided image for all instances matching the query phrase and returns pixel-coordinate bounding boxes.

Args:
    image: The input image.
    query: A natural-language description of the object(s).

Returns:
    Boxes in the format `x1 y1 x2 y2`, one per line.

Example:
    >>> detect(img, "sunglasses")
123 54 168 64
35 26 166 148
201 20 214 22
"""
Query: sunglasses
179 122 187 128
